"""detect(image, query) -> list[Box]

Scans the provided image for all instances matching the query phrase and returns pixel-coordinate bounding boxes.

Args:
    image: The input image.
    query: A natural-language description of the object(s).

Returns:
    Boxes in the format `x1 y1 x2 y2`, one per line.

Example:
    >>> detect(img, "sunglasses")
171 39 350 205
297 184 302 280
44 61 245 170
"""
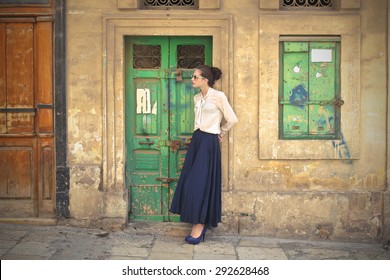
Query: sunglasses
191 74 205 80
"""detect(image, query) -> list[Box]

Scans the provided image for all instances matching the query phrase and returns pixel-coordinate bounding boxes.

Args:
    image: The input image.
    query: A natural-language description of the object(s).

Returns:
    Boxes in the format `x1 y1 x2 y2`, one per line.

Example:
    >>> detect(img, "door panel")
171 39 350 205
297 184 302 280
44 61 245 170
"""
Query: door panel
0 24 5 111
168 37 212 220
7 23 34 108
6 23 35 135
0 19 55 218
282 42 309 136
308 42 337 135
126 37 170 221
125 36 212 221
0 145 33 199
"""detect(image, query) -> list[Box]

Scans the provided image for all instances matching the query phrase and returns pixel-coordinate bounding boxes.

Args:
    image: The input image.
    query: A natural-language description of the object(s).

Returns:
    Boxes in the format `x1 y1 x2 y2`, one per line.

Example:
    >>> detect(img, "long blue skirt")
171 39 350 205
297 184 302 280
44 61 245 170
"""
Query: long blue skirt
170 129 221 228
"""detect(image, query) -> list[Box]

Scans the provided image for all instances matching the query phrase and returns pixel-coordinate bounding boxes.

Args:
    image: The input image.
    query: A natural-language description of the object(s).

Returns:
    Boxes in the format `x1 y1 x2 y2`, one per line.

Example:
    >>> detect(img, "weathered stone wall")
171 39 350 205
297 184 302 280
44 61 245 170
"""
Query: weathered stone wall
66 0 389 241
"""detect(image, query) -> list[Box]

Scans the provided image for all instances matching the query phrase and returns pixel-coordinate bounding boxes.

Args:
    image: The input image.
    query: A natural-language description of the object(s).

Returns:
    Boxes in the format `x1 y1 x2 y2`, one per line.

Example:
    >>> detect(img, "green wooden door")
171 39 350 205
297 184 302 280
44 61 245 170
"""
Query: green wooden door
125 36 212 221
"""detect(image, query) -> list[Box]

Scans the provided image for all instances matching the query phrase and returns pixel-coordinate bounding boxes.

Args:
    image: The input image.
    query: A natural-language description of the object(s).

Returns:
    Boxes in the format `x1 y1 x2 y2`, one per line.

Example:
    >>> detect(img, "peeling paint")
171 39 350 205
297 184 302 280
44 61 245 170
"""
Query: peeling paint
72 141 84 154
137 88 157 115
89 107 97 115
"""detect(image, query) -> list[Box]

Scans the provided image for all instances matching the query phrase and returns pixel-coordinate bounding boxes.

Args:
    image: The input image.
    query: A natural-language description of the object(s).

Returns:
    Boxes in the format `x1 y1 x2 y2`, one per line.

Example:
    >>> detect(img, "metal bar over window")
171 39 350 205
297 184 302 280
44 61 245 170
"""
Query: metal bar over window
281 0 335 9
141 0 197 9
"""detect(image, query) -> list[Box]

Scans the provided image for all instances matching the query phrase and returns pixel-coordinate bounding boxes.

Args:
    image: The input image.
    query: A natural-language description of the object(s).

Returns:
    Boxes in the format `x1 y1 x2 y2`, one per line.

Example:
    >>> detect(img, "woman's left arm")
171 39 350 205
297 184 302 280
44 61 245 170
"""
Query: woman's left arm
218 93 238 139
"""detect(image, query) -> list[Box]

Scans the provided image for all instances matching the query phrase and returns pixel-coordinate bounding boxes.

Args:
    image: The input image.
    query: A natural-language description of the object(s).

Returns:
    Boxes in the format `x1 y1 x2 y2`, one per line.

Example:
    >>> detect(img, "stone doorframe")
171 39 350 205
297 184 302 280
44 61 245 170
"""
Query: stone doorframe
102 14 234 221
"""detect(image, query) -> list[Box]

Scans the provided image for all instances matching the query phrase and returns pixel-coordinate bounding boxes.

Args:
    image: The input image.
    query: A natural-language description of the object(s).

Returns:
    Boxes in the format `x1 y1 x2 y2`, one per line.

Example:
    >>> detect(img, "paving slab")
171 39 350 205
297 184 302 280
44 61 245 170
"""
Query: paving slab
148 251 193 260
194 240 236 255
0 240 17 250
0 229 29 241
237 247 288 260
194 253 237 260
238 237 282 248
7 241 55 258
151 238 194 254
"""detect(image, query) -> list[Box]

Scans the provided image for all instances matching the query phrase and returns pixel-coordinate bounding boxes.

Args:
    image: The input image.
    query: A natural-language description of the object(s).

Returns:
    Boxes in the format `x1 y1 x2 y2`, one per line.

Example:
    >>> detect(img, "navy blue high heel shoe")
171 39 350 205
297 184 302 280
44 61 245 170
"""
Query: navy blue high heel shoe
186 228 207 245
184 231 204 242
184 228 206 242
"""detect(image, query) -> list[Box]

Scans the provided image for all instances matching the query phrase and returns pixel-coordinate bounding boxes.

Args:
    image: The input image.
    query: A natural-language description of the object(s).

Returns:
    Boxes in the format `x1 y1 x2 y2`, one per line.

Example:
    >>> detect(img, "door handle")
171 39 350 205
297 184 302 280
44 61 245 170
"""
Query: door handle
156 177 178 183
139 141 154 145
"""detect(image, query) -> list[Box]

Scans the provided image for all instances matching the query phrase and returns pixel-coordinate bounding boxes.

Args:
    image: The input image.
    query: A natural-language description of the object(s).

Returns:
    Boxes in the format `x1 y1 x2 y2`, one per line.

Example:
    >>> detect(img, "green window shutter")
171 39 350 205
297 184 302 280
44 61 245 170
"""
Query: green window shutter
281 42 309 137
279 40 341 140
308 42 339 137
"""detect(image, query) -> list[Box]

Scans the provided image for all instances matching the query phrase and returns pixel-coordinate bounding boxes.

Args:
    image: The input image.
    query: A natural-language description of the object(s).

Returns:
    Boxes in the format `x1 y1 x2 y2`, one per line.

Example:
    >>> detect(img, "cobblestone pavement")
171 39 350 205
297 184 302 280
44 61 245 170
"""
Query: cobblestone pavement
0 222 389 260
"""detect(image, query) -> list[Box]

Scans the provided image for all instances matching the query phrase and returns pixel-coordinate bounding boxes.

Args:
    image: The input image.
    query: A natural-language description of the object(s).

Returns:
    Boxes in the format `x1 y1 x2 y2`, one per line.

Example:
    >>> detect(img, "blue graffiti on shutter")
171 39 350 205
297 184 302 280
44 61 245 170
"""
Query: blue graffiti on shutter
290 84 308 107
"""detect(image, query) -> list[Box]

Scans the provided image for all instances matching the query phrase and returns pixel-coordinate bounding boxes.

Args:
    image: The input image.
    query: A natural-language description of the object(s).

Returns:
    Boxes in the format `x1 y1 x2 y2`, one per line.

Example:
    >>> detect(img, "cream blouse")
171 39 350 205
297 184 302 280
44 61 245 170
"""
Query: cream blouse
194 87 238 136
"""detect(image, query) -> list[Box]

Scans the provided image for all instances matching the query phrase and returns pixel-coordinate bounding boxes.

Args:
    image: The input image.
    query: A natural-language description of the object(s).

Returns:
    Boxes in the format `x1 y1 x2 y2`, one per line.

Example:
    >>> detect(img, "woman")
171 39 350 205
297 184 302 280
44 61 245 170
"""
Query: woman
170 65 238 245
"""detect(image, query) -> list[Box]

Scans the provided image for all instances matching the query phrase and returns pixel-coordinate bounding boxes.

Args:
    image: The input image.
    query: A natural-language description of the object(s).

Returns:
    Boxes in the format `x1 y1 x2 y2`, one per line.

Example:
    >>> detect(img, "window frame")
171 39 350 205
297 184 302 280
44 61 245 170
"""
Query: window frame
259 14 360 160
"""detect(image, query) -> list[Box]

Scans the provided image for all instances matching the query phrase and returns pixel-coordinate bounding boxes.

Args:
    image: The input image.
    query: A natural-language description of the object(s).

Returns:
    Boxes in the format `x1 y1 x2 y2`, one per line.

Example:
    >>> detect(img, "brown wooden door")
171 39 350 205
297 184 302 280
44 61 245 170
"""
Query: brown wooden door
0 17 55 218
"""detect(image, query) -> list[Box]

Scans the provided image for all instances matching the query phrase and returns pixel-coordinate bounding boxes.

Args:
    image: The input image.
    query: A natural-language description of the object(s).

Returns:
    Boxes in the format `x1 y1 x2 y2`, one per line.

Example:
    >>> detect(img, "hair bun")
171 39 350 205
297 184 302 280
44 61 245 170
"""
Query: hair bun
211 67 222 81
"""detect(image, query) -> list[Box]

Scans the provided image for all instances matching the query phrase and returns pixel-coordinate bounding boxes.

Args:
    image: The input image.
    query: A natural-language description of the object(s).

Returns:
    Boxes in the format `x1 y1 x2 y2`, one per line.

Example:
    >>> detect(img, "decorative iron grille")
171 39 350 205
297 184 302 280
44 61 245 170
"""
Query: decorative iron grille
133 45 161 69
282 0 334 8
142 0 197 9
177 45 205 69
